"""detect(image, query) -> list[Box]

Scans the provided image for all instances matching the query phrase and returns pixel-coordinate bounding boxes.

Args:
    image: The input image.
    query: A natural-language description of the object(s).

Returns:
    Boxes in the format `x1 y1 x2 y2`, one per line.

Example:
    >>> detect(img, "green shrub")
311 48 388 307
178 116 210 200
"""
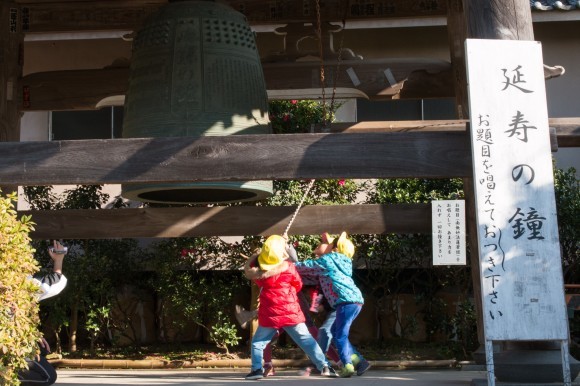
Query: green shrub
269 100 326 133
0 191 42 385
554 167 580 283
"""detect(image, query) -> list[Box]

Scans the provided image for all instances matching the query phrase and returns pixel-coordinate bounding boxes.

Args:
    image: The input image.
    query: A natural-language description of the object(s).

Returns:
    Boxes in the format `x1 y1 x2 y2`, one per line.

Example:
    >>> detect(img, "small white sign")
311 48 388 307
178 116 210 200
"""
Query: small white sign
432 200 466 266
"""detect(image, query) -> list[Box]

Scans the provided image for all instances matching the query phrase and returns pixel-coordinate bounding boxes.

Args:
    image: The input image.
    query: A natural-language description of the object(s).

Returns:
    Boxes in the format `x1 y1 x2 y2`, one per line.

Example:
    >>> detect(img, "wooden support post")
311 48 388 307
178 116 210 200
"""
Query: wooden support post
446 0 469 121
0 1 24 195
466 0 534 41
446 0 486 353
0 1 23 142
454 1 575 384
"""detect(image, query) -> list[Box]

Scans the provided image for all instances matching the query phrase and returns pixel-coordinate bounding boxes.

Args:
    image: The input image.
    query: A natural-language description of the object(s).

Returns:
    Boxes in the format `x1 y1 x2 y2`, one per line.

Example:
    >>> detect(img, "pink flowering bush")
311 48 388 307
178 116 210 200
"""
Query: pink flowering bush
268 100 327 134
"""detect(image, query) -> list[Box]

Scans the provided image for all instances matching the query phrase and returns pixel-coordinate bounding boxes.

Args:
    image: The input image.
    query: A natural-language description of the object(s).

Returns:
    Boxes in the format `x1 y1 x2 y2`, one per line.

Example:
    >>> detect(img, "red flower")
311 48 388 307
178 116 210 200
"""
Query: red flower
293 241 299 248
338 179 345 186
181 248 196 257
283 114 290 122
291 100 298 104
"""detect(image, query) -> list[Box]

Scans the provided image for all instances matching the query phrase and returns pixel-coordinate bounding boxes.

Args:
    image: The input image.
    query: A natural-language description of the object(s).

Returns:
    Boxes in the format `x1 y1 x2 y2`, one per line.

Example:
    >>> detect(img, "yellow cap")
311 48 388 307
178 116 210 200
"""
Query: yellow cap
336 231 355 258
258 235 287 271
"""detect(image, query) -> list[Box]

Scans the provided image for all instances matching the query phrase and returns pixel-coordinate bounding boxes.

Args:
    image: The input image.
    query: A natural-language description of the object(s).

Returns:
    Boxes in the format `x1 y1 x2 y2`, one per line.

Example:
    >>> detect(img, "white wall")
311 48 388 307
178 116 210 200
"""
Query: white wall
20 111 49 142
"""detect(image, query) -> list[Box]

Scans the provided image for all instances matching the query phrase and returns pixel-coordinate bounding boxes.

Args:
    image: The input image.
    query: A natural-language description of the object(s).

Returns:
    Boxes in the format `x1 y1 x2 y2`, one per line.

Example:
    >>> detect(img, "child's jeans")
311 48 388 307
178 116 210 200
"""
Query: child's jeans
317 309 336 354
251 323 328 371
263 330 281 363
332 302 362 365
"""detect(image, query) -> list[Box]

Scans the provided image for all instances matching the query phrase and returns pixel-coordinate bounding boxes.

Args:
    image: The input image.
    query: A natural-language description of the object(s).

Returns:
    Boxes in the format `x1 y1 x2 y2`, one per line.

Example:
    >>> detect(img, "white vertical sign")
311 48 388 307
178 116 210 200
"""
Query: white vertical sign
466 39 568 341
432 200 466 266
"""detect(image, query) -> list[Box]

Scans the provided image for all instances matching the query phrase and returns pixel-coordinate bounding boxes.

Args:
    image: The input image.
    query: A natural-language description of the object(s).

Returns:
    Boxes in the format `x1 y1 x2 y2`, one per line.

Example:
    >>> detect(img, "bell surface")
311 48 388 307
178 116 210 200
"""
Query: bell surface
121 0 272 204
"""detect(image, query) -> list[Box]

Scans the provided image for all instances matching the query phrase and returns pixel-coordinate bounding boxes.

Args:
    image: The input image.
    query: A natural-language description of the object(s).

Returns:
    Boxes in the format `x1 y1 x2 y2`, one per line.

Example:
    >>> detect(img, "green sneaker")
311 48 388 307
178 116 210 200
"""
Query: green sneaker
339 363 355 378
351 353 371 375
356 358 371 376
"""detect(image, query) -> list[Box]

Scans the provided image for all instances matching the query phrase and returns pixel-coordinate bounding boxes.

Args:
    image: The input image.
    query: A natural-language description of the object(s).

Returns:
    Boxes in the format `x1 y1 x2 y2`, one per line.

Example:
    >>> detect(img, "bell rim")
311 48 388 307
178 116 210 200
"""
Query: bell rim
121 181 273 205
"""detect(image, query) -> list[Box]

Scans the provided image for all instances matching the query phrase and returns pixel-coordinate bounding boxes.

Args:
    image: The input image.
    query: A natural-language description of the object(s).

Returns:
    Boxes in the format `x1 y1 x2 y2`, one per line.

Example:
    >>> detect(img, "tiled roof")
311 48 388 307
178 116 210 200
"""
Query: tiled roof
531 0 580 10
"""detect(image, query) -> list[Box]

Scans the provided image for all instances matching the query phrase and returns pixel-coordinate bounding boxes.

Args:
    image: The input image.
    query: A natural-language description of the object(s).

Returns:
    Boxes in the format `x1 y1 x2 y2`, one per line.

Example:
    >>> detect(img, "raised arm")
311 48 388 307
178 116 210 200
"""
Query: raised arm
34 240 68 301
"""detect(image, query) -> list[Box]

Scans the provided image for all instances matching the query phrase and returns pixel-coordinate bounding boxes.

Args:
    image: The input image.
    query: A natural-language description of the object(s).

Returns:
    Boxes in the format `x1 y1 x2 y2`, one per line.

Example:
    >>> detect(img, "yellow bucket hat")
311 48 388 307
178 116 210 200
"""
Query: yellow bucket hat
258 235 287 271
335 231 355 258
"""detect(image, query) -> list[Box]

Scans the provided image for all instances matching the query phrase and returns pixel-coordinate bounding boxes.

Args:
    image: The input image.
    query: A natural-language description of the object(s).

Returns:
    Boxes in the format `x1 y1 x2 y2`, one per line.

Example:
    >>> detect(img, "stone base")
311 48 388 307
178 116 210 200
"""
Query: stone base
494 350 580 383
472 379 580 386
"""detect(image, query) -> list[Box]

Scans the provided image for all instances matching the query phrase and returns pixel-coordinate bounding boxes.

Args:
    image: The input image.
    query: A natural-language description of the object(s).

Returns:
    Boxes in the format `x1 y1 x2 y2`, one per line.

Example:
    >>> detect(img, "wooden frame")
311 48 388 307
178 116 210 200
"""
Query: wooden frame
21 204 432 239
6 122 576 239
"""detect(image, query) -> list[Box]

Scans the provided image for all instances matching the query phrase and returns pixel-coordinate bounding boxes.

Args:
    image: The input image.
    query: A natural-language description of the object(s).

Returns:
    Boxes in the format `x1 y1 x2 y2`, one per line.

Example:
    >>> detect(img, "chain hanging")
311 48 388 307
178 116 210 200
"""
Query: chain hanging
330 1 348 118
315 0 347 130
282 1 347 237
315 0 328 128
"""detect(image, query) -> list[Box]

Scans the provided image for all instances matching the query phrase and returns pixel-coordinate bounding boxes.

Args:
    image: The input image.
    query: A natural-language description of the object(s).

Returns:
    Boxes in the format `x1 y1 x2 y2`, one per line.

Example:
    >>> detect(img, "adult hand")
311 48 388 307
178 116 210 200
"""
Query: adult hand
48 240 67 256
48 240 66 274
39 337 51 353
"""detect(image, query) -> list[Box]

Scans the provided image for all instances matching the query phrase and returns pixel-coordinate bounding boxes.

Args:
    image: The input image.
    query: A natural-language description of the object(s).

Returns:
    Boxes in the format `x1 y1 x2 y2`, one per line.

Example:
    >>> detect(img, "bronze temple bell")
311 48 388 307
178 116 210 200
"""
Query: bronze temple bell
121 0 273 204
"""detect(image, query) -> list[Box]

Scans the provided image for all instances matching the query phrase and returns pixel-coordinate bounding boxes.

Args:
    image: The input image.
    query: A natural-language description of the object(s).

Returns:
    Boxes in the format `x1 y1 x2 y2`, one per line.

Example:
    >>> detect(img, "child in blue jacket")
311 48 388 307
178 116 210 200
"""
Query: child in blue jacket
295 232 370 377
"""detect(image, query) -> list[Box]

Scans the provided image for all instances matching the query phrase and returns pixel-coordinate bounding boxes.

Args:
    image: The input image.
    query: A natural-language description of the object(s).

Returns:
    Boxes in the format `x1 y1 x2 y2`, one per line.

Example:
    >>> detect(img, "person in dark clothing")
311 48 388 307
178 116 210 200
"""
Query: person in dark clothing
18 240 68 386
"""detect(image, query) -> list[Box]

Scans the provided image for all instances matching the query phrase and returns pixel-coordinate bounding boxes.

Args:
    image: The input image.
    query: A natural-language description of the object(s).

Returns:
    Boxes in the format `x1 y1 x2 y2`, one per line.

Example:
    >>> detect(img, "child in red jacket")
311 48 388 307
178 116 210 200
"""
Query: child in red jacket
243 235 338 380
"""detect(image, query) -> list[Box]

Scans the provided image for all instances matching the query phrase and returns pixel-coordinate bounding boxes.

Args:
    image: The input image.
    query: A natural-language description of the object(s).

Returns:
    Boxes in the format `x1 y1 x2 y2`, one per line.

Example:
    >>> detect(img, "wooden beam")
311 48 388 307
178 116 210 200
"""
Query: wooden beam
329 118 580 148
16 1 164 34
20 204 432 239
19 57 568 111
0 132 472 186
19 59 454 111
262 58 454 101
20 67 129 111
1 125 576 187
15 1 448 33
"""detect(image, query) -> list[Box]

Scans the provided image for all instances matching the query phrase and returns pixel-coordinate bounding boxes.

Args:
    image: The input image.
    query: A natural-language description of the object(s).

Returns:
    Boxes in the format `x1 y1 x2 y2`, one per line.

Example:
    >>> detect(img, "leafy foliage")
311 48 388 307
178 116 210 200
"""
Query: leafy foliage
355 178 475 350
146 238 244 354
0 191 41 385
367 178 465 204
24 185 142 354
269 100 326 134
554 167 580 283
449 299 479 358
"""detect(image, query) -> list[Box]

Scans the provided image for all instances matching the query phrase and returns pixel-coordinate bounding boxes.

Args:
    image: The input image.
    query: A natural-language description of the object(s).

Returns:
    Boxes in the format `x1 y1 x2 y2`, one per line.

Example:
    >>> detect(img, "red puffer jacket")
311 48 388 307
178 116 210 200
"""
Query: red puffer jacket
245 255 305 328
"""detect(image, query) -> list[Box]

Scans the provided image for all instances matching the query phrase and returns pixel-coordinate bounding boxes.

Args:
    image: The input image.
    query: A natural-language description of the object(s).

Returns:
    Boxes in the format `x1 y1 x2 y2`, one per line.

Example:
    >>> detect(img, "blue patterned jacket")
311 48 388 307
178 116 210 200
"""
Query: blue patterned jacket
296 251 364 306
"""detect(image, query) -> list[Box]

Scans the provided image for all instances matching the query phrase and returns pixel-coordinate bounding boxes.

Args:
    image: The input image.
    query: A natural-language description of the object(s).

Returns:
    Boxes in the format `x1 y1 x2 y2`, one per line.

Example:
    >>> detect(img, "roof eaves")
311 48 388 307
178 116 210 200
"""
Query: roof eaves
531 0 580 11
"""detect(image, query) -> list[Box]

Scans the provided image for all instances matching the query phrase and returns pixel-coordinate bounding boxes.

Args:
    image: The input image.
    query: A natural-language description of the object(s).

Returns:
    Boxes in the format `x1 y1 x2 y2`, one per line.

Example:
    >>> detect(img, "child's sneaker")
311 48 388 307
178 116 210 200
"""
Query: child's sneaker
339 363 355 378
263 363 275 377
356 358 371 375
298 366 320 376
321 365 339 377
351 353 371 375
245 368 264 380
